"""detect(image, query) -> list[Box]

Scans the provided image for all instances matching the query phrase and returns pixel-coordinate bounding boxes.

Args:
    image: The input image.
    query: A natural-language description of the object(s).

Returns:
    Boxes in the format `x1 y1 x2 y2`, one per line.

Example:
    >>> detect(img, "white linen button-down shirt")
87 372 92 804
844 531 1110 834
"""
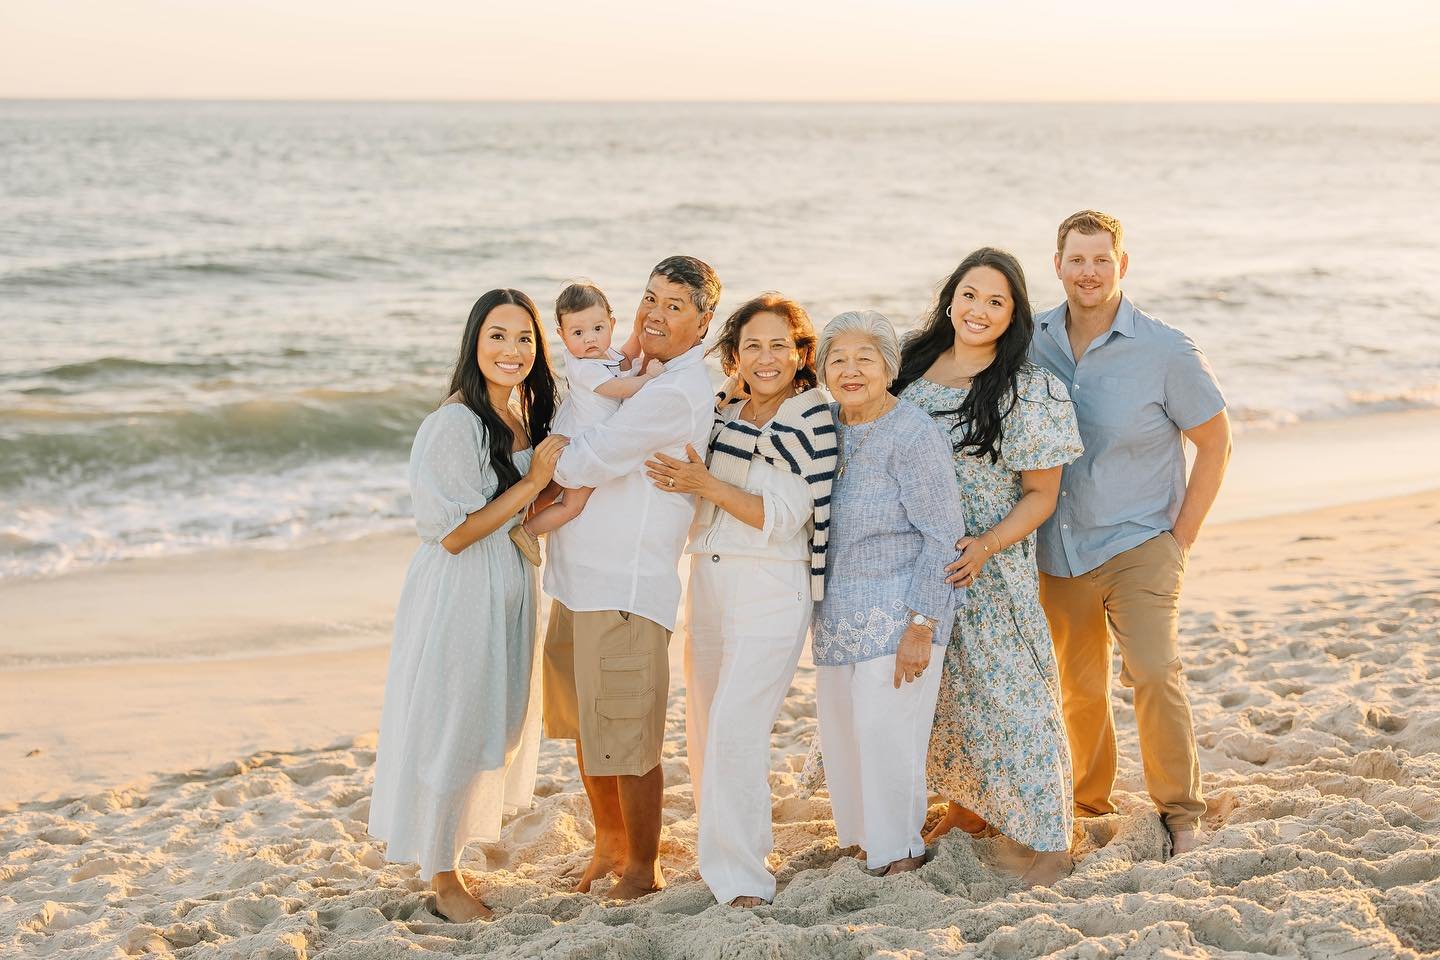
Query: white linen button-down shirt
543 343 714 632
684 403 814 564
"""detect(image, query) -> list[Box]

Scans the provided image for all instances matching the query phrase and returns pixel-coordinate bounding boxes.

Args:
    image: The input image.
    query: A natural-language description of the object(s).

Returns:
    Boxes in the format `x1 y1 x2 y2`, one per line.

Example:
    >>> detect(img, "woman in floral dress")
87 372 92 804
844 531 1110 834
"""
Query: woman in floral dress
893 247 1083 888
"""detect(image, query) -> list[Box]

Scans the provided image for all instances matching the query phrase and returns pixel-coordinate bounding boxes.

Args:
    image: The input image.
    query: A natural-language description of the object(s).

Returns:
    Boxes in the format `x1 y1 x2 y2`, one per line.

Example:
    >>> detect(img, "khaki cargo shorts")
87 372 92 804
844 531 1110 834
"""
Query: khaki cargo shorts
542 601 669 777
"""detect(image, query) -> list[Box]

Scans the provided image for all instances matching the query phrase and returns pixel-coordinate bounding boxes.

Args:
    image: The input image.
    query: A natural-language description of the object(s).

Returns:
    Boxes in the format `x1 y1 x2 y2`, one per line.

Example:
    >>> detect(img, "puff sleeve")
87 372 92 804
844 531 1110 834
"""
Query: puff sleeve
1000 367 1084 473
410 406 496 544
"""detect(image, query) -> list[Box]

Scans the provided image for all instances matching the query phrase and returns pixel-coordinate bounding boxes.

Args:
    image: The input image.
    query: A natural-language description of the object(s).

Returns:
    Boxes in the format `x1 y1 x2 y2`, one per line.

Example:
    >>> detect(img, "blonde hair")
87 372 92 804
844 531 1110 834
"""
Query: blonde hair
1056 210 1124 255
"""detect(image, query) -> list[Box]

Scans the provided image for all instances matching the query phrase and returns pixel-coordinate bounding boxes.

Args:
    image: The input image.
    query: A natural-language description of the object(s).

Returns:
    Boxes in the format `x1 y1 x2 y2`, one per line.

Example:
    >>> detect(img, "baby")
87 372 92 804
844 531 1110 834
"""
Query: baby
510 281 662 561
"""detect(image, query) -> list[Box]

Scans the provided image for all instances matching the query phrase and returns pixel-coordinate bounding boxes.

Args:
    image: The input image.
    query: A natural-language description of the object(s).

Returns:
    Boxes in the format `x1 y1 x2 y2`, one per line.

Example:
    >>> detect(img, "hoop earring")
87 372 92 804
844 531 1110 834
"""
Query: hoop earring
945 305 953 318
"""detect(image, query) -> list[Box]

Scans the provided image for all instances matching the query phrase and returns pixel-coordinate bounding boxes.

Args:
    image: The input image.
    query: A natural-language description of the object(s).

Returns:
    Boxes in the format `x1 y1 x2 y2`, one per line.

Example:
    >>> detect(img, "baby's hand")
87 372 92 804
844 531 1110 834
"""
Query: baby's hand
643 358 665 377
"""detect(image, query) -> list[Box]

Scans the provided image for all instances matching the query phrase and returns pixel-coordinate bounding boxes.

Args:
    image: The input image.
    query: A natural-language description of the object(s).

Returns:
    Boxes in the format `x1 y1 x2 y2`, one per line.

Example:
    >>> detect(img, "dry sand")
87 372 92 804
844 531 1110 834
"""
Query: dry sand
3 416 1440 958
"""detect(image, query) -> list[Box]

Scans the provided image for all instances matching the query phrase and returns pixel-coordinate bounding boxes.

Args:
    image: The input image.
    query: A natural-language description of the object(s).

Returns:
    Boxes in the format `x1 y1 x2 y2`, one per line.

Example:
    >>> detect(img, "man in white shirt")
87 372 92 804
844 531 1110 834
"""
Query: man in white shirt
541 255 720 900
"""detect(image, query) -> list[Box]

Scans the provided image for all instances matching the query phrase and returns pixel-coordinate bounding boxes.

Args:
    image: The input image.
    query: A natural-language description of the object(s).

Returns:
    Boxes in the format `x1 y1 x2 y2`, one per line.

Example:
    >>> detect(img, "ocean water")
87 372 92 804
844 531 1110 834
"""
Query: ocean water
4 101 1439 579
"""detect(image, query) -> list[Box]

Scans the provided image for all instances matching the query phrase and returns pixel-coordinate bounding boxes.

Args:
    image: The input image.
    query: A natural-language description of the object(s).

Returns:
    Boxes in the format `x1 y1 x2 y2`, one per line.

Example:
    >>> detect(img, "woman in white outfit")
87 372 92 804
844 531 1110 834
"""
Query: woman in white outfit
812 310 966 876
368 289 568 922
644 293 836 907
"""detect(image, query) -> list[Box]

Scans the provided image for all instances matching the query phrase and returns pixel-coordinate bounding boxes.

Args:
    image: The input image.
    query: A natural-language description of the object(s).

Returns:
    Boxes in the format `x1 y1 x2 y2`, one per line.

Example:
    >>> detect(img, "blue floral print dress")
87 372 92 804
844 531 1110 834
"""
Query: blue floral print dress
901 364 1083 852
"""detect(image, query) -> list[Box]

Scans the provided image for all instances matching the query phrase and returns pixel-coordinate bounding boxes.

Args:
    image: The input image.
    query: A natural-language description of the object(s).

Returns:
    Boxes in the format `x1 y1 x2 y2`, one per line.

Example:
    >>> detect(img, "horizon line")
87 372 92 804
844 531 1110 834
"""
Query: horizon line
3 96 1438 106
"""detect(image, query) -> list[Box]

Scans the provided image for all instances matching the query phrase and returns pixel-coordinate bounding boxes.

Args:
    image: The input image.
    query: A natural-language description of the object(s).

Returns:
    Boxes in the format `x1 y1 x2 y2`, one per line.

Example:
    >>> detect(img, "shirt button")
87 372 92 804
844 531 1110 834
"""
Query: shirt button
1062 523 1069 529
1061 491 1068 497
711 554 720 563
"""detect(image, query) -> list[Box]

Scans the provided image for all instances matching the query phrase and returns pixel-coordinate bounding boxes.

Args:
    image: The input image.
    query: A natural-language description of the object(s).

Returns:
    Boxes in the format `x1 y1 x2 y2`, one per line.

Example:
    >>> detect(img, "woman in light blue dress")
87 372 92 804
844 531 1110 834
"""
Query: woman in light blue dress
368 289 567 922
893 248 1083 889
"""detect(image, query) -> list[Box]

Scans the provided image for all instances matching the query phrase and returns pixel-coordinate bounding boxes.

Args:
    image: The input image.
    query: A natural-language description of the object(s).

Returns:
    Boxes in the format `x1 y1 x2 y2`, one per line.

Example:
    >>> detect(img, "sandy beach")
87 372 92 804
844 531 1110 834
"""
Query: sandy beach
3 410 1440 958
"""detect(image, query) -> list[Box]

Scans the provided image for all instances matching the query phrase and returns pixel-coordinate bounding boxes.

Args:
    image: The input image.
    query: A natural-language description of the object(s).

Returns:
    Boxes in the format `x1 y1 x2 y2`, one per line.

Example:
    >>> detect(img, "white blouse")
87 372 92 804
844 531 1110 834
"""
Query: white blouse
545 344 715 632
684 402 815 564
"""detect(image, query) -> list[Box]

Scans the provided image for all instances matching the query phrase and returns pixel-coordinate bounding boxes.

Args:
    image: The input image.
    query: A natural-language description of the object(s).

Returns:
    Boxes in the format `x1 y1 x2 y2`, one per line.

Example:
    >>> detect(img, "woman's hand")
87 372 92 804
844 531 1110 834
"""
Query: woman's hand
645 444 712 497
526 434 570 491
893 623 933 688
945 533 997 587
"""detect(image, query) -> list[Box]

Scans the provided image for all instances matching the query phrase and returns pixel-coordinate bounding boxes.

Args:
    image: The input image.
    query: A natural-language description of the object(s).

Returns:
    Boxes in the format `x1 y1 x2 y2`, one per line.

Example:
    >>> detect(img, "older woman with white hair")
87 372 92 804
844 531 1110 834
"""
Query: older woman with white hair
814 310 966 876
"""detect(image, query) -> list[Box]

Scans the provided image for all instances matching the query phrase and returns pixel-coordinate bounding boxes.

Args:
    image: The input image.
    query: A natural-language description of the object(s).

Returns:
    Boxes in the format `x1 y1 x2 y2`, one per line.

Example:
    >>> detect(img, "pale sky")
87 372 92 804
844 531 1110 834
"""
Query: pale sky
2 0 1437 101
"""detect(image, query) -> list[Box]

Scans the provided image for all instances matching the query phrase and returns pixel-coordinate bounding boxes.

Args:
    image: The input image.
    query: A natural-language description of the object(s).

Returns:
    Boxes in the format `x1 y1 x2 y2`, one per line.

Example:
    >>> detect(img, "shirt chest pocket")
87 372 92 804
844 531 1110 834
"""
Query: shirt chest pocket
1082 375 1145 428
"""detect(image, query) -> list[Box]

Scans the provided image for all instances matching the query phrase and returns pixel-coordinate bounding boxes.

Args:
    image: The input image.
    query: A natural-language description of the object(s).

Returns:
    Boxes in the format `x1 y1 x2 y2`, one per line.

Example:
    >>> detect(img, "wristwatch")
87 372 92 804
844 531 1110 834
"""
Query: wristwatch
910 613 935 628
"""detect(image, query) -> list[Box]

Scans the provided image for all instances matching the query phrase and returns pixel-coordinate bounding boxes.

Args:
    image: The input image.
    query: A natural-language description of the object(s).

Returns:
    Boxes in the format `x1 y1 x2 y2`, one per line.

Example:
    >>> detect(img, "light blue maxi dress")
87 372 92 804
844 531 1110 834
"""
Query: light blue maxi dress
901 366 1083 853
368 403 542 878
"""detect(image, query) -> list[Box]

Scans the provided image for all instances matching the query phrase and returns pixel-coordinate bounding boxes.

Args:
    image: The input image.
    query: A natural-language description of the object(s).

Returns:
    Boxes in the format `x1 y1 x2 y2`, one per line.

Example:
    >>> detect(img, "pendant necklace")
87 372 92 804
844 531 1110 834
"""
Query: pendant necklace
836 401 891 480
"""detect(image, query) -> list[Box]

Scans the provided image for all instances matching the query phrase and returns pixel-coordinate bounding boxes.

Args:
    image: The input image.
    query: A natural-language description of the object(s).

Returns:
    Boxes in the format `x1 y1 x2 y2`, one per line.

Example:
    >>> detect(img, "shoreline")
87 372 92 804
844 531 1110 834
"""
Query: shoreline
7 403 1438 597
3 405 1440 807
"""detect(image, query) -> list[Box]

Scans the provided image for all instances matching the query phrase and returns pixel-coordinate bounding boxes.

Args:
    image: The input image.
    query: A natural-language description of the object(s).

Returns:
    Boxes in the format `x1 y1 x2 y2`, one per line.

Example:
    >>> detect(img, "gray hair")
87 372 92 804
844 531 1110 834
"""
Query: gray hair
816 310 902 386
650 255 722 315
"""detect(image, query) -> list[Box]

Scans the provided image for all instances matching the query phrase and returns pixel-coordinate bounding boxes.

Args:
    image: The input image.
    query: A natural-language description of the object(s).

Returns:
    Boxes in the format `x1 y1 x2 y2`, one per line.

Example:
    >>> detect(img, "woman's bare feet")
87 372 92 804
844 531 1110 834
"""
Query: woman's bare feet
574 845 626 893
1018 850 1073 889
608 861 665 901
729 896 767 908
431 870 493 922
924 802 993 843
881 854 926 876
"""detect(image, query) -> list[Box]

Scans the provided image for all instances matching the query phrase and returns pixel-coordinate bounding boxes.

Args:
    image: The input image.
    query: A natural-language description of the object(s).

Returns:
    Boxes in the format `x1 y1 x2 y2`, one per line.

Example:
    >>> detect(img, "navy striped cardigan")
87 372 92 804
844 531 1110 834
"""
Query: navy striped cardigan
699 386 838 600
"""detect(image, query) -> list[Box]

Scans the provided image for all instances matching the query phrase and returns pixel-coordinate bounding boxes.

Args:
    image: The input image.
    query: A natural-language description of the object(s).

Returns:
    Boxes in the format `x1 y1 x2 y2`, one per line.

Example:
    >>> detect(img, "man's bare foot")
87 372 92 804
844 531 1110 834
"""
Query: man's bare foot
925 802 993 843
1018 850 1073 889
729 896 767 908
881 854 926 876
574 848 626 893
431 871 493 922
608 862 665 901
1168 826 1203 859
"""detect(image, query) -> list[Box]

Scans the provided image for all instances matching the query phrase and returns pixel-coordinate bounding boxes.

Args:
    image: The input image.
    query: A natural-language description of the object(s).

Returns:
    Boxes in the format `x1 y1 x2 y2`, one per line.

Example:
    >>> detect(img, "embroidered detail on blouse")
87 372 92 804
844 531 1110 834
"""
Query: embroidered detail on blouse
814 599 910 664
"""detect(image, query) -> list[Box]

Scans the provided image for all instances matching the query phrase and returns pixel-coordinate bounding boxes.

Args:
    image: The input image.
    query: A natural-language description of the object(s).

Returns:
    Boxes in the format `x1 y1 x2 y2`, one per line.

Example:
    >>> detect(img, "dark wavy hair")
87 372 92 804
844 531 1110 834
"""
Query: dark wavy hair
707 292 819 393
446 289 558 497
892 247 1039 464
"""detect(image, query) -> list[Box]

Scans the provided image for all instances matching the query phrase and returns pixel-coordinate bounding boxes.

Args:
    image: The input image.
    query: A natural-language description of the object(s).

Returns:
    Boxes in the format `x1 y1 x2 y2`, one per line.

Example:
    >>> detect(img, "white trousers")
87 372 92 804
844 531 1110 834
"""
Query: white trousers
684 554 811 905
817 655 944 871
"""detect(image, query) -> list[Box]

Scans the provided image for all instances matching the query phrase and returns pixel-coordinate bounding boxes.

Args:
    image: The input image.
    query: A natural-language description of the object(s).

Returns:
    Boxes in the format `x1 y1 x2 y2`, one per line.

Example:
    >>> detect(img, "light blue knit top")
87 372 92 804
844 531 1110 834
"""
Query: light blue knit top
813 398 967 666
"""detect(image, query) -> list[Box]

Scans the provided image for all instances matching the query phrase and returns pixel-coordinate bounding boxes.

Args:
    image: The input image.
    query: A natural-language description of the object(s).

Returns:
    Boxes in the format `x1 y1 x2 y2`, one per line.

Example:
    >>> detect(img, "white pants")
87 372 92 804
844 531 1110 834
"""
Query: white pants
684 554 811 905
817 655 944 871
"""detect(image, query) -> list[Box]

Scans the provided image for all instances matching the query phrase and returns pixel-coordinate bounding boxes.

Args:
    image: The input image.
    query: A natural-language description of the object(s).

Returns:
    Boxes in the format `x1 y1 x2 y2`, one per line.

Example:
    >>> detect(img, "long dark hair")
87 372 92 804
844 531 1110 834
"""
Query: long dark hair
446 288 558 497
892 247 1036 464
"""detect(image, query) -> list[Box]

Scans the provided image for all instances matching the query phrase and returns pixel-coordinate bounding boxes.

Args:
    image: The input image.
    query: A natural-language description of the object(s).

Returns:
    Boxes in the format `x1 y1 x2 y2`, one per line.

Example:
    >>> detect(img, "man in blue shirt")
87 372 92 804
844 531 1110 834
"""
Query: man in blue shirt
1030 210 1232 859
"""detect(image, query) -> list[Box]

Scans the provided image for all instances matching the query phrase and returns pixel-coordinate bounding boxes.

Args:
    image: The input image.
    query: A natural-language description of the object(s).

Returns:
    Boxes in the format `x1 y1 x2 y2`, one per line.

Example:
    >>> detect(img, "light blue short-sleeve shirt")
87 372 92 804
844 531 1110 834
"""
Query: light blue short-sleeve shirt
1028 294 1225 578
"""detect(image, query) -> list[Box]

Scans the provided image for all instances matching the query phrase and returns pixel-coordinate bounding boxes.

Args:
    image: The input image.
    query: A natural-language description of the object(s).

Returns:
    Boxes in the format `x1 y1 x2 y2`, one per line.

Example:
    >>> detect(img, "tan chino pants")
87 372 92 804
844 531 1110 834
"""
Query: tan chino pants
1039 532 1205 831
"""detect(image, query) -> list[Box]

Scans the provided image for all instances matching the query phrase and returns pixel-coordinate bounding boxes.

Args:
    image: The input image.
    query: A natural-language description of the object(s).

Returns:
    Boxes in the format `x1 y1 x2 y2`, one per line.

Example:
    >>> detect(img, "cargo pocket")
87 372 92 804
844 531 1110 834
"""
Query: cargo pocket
599 654 652 695
595 689 654 767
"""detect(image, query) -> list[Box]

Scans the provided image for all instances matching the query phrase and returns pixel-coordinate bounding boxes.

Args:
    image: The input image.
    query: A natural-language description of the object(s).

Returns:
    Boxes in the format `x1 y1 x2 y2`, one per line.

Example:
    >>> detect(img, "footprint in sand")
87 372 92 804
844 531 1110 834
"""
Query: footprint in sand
282 759 355 786
37 824 90 845
1365 707 1409 734
69 856 125 881
21 900 92 933
1266 678 1312 697
1324 639 1370 660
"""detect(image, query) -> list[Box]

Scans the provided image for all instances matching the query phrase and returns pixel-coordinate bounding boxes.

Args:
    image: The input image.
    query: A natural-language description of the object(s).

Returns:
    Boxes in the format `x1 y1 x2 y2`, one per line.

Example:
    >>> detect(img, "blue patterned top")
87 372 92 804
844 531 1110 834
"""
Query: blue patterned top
813 399 966 666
